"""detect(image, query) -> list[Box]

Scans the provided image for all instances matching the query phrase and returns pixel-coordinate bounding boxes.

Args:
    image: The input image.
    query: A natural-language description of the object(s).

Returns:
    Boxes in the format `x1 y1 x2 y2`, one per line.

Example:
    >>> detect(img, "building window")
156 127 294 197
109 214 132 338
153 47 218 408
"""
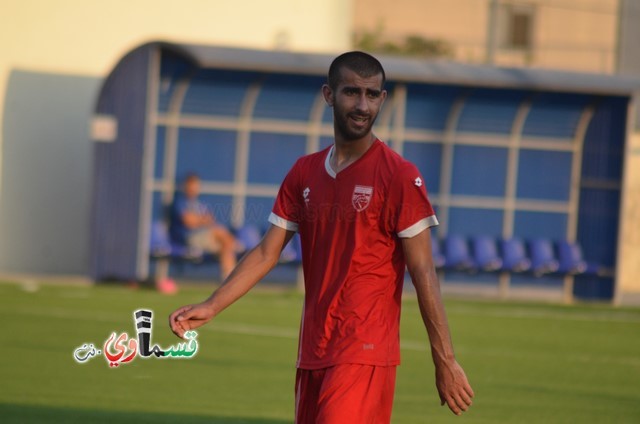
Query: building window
500 4 535 50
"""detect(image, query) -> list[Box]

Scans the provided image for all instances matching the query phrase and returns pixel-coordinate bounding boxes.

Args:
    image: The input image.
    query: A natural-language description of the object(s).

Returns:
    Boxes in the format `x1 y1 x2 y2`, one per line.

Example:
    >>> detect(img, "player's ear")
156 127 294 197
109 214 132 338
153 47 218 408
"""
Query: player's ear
322 84 334 107
380 89 388 104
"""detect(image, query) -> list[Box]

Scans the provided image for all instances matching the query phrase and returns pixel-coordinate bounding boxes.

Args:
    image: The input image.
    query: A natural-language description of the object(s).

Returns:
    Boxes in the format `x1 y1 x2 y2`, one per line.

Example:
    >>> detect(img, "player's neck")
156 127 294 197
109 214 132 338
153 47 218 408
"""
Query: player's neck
331 135 376 173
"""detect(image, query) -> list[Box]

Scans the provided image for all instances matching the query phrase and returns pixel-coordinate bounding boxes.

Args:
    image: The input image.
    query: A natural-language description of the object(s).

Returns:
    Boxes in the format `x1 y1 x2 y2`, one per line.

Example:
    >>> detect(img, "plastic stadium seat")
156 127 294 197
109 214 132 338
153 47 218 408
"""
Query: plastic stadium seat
500 238 531 273
443 235 475 271
280 232 300 263
430 236 446 269
149 221 172 258
556 240 588 275
528 238 559 276
471 236 502 272
235 224 262 254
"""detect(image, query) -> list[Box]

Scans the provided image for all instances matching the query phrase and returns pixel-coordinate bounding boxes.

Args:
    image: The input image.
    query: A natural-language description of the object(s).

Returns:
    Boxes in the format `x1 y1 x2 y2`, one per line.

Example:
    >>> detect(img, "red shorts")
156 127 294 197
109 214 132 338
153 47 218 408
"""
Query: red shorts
295 364 397 424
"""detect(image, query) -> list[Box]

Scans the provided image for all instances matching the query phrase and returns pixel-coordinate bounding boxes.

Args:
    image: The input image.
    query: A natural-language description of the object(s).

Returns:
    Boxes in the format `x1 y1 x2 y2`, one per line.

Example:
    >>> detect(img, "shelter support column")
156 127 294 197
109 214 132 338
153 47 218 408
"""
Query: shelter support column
614 132 640 305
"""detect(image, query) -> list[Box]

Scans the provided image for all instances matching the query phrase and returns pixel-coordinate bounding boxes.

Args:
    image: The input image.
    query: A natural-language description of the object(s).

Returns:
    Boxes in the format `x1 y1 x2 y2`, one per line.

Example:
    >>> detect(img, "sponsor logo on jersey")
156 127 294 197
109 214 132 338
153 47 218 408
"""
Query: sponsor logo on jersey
352 185 373 211
414 177 423 187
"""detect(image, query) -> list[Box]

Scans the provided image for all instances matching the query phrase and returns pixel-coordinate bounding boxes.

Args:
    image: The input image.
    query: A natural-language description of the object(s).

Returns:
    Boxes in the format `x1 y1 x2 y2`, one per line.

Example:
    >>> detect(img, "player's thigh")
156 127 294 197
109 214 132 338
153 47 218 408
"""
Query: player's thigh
317 364 397 424
295 368 325 424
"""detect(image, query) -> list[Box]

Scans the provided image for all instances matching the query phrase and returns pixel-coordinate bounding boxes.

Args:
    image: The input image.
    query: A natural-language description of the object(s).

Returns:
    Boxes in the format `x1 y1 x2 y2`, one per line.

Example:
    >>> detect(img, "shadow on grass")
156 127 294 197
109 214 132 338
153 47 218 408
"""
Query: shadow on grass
0 402 290 424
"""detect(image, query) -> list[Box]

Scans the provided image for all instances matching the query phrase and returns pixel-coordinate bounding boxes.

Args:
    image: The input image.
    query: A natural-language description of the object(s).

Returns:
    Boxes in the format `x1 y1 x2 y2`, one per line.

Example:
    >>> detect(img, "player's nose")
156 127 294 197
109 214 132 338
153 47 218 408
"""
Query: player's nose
354 93 369 112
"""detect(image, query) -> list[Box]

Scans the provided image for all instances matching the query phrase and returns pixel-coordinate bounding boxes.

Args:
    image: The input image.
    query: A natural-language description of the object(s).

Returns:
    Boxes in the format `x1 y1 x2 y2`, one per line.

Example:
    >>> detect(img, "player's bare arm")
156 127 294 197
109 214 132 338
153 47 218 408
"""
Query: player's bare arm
402 228 475 416
169 225 295 338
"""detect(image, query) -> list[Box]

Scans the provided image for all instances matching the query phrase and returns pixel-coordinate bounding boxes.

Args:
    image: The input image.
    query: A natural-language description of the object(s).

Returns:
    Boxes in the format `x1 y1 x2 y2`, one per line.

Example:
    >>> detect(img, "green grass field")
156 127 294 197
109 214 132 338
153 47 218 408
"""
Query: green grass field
1 280 639 423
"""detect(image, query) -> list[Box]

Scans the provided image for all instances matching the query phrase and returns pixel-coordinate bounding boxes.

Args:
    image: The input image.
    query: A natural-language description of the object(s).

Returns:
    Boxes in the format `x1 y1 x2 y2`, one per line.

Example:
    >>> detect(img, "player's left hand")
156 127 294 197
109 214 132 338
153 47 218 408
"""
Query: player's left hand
435 359 474 415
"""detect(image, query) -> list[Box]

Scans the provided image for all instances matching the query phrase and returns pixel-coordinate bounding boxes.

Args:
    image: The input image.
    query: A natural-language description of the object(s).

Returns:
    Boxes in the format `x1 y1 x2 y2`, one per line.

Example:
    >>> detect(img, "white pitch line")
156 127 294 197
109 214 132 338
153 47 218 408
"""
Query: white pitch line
207 322 298 339
444 305 640 324
207 322 430 352
9 307 124 324
206 323 640 367
8 306 640 365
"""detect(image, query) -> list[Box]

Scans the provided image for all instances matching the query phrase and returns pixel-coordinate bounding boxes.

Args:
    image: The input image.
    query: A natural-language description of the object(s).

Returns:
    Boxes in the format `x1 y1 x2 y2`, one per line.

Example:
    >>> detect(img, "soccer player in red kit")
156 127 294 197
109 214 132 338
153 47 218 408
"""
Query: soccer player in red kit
169 51 474 423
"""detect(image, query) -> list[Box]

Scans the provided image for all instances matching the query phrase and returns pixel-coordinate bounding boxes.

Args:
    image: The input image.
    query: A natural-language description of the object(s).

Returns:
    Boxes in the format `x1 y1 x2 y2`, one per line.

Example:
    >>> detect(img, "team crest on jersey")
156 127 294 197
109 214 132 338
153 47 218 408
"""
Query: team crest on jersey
352 185 373 212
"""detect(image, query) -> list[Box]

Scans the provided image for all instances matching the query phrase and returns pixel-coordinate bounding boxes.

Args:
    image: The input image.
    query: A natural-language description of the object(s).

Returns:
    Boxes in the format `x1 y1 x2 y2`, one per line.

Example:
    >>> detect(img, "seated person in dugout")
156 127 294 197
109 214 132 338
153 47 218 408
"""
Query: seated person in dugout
170 173 238 280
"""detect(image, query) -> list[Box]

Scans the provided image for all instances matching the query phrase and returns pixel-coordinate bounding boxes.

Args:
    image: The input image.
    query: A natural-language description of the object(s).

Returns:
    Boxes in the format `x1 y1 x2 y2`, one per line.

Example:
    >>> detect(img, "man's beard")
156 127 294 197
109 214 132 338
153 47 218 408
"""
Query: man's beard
333 104 378 141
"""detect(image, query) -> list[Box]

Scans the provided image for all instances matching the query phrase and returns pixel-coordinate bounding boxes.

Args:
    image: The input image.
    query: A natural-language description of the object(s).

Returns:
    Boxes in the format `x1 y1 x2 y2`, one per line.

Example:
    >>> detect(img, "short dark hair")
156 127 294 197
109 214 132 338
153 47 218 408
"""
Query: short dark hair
327 51 386 90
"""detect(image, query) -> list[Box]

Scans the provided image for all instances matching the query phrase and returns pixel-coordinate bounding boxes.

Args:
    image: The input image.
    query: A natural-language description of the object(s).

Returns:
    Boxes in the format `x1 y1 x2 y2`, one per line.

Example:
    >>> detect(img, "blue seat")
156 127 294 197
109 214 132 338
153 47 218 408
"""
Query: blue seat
556 240 588 275
471 236 502 272
528 238 559 276
430 236 446 269
235 224 262 254
500 238 531 273
443 235 474 271
149 221 172 258
280 232 300 263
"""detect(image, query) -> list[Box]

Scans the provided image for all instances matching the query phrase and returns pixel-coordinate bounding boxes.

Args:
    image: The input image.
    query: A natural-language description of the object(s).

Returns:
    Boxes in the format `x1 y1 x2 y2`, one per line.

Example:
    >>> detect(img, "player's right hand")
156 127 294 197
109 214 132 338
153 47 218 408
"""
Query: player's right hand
169 303 215 339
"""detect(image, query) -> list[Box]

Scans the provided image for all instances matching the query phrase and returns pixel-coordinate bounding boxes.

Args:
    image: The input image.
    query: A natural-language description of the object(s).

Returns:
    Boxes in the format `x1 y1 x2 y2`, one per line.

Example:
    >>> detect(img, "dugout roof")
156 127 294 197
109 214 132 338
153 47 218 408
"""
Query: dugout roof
169 41 640 96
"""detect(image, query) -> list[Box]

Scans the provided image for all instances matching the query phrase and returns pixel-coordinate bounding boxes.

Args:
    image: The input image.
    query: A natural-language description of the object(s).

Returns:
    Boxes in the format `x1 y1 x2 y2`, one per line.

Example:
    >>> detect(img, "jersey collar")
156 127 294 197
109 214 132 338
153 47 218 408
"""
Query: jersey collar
324 139 381 179
324 145 337 178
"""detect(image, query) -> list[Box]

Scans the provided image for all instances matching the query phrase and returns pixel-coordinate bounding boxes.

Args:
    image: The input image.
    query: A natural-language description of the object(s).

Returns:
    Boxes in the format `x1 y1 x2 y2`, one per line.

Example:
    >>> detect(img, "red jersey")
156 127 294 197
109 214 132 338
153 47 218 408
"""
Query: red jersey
269 139 438 369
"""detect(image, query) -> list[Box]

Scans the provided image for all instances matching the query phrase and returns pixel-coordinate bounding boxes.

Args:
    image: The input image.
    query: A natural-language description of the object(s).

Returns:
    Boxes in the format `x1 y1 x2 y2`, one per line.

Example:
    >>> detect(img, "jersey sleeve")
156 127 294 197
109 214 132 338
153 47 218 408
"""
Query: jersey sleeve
387 162 439 238
269 161 303 232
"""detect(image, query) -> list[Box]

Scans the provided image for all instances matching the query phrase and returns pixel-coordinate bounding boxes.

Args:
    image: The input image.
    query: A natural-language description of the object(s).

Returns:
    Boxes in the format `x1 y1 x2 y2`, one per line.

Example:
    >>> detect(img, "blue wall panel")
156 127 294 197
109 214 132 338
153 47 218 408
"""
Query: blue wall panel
581 96 626 181
403 141 442 194
522 93 590 138
457 89 526 134
245 196 278 228
448 207 504 236
91 44 151 280
248 133 307 184
574 275 614 299
516 149 572 201
151 191 165 221
181 69 256 116
322 104 333 124
404 84 460 131
154 126 166 179
577 188 620 267
196 194 234 227
572 97 626 300
319 136 334 151
513 211 568 239
175 128 237 182
253 74 322 121
511 273 564 287
451 145 508 196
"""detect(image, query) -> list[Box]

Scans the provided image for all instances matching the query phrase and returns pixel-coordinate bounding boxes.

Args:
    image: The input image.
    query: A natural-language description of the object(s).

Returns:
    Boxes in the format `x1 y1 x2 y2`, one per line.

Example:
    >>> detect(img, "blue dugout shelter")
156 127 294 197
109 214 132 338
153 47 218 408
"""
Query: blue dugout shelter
90 41 639 301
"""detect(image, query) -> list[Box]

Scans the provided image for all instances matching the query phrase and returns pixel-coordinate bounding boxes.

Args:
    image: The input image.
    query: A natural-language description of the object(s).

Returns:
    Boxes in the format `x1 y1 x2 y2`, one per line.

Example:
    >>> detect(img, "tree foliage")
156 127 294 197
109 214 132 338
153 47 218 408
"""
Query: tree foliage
353 22 453 59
